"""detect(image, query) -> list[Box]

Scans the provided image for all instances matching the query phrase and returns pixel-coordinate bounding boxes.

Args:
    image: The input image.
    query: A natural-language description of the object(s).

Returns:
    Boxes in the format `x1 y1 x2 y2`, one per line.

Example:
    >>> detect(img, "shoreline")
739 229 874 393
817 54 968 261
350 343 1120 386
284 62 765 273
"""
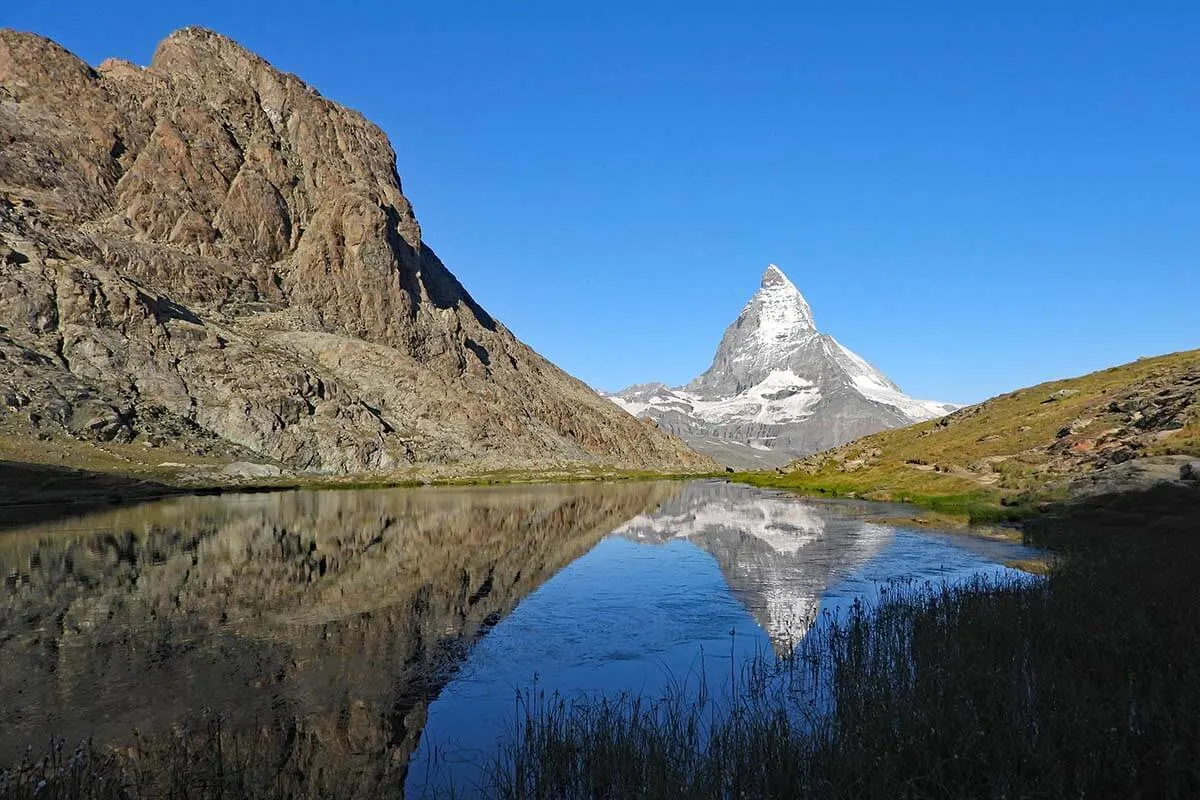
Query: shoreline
0 458 721 530
4 448 1192 546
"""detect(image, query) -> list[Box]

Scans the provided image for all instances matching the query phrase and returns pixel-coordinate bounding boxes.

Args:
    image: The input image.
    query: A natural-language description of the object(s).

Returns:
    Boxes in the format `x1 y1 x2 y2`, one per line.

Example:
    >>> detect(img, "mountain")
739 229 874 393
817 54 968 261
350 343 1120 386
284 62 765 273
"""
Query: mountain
0 28 714 478
605 265 957 468
763 349 1200 508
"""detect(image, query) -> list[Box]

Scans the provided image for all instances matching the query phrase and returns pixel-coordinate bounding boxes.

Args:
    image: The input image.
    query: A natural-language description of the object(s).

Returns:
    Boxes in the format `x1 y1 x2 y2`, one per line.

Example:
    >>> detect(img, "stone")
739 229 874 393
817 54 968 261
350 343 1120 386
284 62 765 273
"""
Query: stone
1044 389 1081 403
222 461 284 479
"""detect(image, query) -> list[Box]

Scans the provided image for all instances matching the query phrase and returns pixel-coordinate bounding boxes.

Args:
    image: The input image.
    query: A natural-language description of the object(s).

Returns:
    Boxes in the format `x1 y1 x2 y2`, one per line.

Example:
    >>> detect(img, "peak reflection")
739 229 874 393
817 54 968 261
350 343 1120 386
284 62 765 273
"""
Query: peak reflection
615 481 893 648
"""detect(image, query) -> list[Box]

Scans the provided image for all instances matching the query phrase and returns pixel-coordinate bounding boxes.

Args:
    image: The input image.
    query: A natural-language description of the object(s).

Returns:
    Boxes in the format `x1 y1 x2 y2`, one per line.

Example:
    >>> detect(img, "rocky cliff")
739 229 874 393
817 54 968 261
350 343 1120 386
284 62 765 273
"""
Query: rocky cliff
0 28 713 476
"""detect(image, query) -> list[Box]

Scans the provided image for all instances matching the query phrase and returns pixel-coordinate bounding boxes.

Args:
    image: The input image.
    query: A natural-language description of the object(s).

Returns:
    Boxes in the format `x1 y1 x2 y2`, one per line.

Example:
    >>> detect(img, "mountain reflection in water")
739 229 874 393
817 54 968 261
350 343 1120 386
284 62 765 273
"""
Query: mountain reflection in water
406 482 1037 795
0 481 679 795
614 481 893 648
1 480 1039 798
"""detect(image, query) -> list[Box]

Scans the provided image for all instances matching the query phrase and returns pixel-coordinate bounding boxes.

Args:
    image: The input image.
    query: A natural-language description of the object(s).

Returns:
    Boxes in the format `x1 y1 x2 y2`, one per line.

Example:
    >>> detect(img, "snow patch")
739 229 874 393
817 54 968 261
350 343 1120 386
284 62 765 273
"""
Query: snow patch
608 369 821 426
824 337 959 422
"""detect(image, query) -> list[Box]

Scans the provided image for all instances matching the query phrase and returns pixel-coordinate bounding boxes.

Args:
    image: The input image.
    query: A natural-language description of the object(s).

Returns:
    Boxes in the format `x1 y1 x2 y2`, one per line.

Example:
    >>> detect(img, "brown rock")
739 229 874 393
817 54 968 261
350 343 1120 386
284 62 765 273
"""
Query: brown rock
0 28 715 475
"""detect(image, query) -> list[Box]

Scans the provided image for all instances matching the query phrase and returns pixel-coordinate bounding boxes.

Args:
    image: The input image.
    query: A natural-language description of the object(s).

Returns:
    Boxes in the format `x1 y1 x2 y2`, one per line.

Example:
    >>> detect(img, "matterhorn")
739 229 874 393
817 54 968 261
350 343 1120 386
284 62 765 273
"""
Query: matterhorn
604 265 958 467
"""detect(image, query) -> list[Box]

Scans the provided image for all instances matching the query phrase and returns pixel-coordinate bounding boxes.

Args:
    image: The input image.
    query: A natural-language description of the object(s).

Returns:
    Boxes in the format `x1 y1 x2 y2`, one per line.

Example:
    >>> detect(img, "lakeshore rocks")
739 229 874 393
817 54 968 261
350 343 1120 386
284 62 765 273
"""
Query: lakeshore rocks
222 461 283 479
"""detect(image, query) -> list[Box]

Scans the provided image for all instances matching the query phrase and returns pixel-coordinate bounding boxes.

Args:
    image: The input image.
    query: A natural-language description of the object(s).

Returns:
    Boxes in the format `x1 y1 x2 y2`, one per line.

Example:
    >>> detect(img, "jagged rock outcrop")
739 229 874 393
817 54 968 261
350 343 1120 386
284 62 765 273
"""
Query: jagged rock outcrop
0 480 681 794
606 265 957 468
0 28 714 475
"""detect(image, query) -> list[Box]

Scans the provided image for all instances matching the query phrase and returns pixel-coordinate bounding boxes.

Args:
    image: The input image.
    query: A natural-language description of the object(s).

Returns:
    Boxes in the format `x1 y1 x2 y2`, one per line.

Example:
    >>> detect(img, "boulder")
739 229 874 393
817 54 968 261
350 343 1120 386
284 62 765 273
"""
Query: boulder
222 462 283 479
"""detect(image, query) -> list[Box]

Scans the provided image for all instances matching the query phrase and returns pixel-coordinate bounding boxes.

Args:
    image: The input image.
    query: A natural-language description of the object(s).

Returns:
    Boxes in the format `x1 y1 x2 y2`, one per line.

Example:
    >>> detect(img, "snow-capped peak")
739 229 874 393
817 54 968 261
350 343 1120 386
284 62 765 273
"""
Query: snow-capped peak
749 264 816 335
605 263 958 468
761 263 792 288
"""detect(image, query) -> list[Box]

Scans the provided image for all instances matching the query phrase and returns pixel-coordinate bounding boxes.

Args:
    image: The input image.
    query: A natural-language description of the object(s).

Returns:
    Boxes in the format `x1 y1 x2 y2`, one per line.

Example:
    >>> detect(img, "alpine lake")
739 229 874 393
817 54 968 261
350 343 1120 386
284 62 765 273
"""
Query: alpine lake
0 480 1040 796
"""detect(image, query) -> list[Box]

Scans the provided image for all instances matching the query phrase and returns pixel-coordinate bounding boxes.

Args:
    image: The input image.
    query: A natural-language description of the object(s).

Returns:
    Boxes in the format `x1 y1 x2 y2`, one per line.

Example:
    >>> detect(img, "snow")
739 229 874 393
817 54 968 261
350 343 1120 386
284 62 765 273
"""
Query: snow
824 336 960 422
685 369 820 425
605 369 822 426
604 264 958 441
606 396 650 417
731 265 818 371
849 374 957 421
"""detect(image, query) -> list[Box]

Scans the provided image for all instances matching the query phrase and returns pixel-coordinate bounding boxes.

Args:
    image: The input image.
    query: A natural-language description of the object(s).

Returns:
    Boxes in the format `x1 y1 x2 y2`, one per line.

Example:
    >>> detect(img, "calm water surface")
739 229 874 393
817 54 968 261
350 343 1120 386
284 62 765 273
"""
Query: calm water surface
0 480 1038 796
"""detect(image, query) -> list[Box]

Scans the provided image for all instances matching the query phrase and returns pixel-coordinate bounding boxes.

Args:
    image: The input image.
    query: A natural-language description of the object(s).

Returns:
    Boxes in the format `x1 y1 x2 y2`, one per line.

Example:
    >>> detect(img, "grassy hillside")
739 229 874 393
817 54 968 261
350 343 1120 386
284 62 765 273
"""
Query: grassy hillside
736 349 1200 520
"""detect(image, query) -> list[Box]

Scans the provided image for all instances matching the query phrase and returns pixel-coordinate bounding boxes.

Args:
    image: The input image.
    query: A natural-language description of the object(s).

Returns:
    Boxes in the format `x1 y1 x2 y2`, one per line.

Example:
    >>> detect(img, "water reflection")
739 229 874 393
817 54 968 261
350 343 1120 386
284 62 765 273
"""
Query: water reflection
615 482 893 648
0 481 679 794
1 480 1040 798
407 482 1038 794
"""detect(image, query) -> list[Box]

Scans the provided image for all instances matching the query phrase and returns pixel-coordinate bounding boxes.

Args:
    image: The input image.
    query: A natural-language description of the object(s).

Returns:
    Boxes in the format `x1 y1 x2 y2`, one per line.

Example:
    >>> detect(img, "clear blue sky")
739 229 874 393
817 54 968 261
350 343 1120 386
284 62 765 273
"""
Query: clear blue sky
8 2 1199 403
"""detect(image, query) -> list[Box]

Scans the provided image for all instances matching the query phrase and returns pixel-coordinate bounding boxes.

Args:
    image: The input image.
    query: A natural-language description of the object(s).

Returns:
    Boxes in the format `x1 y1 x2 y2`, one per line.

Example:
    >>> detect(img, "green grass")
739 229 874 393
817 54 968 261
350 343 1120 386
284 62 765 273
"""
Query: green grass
729 469 1038 525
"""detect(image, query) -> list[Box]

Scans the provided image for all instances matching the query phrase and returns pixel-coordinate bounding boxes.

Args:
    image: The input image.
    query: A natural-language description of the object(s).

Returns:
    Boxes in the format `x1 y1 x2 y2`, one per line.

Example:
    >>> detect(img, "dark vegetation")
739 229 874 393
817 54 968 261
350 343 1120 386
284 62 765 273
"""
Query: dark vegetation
0 715 406 799
481 484 1200 799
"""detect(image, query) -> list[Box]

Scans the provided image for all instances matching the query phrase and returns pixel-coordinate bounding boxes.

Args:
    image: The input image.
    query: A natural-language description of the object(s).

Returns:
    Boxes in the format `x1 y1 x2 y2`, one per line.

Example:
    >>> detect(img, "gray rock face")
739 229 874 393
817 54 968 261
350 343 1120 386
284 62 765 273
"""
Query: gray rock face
222 461 284 479
0 28 714 475
606 265 958 468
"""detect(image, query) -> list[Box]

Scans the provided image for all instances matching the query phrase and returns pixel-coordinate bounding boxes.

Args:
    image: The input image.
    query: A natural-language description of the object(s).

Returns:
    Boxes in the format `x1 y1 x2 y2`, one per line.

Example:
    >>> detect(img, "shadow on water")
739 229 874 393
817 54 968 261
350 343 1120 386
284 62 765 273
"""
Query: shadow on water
0 461 183 529
0 481 682 798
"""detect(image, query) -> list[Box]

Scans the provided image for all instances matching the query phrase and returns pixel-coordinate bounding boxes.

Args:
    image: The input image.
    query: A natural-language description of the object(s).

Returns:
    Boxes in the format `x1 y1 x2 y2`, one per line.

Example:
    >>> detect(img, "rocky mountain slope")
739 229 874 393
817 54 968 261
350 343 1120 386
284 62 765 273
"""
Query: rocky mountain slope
605 265 956 468
764 349 1200 508
0 28 713 478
